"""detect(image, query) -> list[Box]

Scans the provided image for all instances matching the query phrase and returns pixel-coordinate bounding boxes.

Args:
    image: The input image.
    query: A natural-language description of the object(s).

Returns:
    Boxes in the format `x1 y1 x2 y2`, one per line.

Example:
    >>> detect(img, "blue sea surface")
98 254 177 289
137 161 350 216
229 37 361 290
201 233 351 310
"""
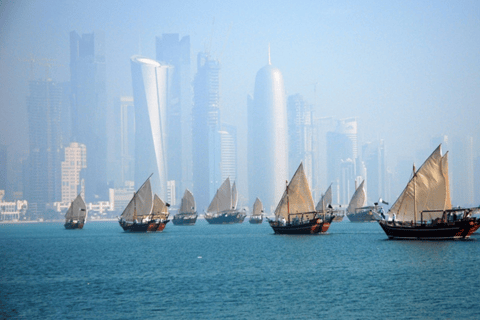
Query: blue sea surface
1 220 480 319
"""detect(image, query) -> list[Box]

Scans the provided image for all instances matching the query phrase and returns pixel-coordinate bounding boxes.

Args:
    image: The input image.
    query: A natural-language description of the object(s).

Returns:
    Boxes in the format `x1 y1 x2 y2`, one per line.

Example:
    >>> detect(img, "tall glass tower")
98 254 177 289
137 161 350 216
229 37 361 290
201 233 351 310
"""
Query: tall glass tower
156 34 192 200
248 61 288 212
130 56 171 200
70 30 107 202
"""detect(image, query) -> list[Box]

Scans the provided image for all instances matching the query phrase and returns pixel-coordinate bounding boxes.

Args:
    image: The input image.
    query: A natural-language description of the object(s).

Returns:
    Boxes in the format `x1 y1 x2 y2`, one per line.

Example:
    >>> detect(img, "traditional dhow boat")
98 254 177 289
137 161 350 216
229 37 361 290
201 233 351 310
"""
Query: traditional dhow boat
172 189 197 226
268 163 335 234
249 198 264 224
204 178 246 224
64 194 87 229
378 145 480 240
118 176 170 232
316 184 343 222
346 181 379 222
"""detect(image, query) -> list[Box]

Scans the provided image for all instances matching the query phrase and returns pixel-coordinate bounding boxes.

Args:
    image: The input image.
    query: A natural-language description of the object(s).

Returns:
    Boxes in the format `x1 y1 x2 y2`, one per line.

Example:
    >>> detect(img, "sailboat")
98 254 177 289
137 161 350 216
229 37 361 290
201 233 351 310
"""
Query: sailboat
204 177 246 224
118 175 170 232
172 189 197 226
316 184 343 222
249 198 264 224
268 163 335 234
378 145 480 239
345 180 378 222
64 194 87 229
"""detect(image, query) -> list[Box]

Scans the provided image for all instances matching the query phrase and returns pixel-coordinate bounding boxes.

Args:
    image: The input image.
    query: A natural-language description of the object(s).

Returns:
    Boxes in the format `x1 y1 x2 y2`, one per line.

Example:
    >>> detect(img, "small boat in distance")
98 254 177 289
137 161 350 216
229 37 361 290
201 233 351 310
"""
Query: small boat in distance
249 198 264 224
172 189 197 226
118 175 170 232
204 178 246 224
378 144 480 239
346 181 379 222
64 194 87 229
268 163 335 234
316 184 343 222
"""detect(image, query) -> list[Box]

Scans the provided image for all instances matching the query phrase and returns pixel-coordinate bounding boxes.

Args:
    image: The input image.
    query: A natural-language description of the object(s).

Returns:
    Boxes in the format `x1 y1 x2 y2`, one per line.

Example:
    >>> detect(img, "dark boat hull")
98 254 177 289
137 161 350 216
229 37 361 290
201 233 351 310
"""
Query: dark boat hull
205 213 246 224
172 215 198 226
347 210 378 222
269 215 334 235
119 220 169 232
64 221 84 229
378 219 480 240
249 216 263 224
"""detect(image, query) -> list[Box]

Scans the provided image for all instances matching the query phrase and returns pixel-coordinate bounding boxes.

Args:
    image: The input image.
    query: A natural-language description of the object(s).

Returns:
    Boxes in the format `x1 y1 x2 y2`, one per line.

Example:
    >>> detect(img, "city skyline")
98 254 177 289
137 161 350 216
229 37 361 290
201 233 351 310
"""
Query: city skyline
1 1 480 211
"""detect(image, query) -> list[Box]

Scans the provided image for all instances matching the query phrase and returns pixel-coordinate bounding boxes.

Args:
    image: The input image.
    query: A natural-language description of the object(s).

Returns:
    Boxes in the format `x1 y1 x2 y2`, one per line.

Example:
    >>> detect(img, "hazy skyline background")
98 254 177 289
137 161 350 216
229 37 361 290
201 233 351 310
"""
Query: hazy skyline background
1 0 479 194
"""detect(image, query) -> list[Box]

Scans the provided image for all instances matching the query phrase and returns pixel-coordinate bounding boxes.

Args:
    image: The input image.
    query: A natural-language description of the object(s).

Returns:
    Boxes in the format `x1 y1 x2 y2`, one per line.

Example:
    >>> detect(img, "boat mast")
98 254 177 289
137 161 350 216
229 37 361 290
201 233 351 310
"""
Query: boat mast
286 180 290 223
413 164 417 226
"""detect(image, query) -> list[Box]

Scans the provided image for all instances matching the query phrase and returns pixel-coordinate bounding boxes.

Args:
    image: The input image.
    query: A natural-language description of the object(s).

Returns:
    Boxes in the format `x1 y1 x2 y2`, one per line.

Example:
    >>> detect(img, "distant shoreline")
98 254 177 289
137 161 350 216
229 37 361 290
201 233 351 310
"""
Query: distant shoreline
0 218 118 225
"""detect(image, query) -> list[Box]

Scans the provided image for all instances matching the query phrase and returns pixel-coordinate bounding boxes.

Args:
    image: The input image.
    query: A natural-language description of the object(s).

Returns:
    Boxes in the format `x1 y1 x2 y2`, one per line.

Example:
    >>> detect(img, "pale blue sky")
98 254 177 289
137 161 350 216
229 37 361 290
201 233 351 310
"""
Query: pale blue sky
1 0 479 174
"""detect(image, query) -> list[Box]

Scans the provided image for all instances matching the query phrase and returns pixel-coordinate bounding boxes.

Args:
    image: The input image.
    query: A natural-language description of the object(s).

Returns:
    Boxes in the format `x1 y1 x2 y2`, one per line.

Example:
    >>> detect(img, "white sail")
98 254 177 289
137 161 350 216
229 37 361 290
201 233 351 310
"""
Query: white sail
389 145 451 222
274 163 315 220
315 184 332 212
179 189 196 214
120 177 154 222
207 177 232 214
252 198 263 216
231 181 238 210
347 180 366 214
65 194 87 221
152 194 169 220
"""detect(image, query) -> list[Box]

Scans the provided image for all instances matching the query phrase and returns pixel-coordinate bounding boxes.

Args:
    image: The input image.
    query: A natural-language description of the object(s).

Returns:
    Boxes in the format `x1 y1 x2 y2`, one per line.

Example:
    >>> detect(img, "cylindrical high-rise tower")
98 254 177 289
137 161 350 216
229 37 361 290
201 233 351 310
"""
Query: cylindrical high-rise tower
248 63 288 212
130 55 171 199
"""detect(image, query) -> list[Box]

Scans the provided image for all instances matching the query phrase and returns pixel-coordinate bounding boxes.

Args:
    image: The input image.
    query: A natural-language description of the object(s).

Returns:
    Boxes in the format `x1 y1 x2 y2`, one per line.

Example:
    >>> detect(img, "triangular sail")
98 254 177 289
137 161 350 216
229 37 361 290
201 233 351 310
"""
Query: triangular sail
179 189 195 214
389 145 451 222
151 194 169 220
347 180 366 213
65 194 87 221
231 181 238 210
120 177 154 222
208 177 232 214
252 198 263 216
274 163 315 220
315 184 332 212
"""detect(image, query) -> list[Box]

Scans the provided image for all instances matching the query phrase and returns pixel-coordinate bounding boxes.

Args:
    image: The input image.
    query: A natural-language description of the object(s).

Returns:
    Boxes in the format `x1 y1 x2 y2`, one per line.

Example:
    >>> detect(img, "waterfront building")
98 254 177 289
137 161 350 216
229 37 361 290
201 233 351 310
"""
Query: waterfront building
156 33 192 200
112 96 135 187
70 30 107 201
192 52 221 210
362 140 386 203
26 79 63 217
248 59 288 212
61 142 87 203
220 124 237 184
130 56 172 200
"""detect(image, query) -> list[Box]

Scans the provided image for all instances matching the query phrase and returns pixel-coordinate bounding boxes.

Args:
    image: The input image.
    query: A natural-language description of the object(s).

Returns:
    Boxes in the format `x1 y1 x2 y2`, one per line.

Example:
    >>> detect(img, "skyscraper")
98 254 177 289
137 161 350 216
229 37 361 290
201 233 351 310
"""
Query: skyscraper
130 56 171 200
326 118 358 204
362 140 386 203
220 124 237 184
112 96 135 187
70 31 107 202
287 94 313 186
156 34 192 198
61 142 87 203
26 79 63 216
248 61 288 212
192 53 221 210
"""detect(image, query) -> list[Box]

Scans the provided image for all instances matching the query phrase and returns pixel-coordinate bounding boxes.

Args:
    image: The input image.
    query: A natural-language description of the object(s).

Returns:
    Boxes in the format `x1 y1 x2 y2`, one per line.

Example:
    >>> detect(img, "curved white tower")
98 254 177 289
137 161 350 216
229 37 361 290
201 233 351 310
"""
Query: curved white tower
130 55 171 199
248 63 288 212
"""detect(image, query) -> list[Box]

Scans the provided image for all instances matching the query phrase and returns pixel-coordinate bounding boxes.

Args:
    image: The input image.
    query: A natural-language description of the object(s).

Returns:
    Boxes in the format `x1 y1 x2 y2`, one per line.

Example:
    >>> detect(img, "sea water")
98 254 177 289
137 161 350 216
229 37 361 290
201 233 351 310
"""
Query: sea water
1 221 479 319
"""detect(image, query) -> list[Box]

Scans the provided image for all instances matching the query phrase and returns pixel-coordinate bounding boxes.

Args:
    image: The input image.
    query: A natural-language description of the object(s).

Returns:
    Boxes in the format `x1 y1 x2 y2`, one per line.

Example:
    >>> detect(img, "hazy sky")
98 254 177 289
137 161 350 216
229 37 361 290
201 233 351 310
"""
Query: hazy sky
1 0 479 170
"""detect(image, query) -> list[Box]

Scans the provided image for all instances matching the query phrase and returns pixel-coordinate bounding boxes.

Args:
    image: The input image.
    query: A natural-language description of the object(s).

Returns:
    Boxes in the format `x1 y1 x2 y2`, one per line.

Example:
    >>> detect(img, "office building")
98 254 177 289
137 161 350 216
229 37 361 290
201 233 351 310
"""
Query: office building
61 142 87 203
130 56 171 200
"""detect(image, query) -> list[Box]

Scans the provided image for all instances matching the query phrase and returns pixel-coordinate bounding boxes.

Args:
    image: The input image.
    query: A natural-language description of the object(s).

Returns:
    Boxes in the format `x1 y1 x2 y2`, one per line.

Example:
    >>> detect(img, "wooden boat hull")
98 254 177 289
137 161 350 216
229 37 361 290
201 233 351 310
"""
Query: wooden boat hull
172 215 197 226
205 212 246 224
249 217 263 224
119 220 169 232
64 221 84 229
347 210 379 222
378 219 480 240
269 215 334 235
